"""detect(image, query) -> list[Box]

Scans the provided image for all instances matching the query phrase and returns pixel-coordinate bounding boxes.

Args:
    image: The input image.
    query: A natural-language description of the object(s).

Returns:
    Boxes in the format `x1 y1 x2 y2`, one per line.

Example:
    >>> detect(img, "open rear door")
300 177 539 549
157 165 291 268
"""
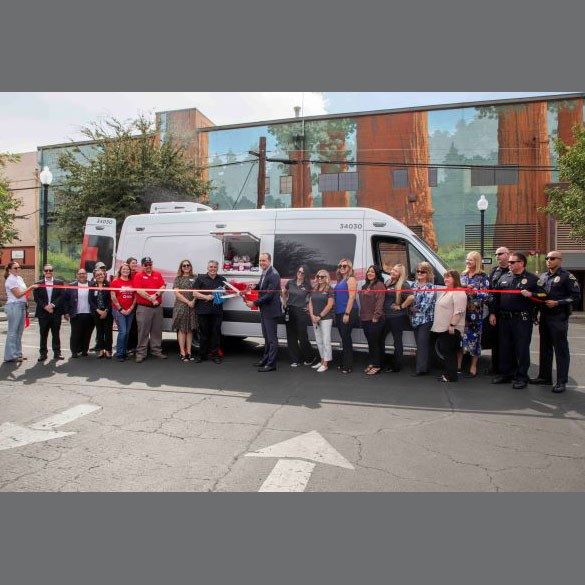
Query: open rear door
81 217 116 276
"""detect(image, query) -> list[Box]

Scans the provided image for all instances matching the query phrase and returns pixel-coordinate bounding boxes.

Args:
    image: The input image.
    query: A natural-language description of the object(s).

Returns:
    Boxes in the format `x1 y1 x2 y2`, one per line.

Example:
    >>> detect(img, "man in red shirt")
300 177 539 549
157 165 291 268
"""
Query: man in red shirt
132 257 168 362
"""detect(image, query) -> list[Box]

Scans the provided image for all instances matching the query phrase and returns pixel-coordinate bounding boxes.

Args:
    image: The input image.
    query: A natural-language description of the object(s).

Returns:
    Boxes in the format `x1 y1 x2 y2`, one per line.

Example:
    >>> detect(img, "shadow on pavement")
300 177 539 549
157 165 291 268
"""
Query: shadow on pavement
3 336 584 422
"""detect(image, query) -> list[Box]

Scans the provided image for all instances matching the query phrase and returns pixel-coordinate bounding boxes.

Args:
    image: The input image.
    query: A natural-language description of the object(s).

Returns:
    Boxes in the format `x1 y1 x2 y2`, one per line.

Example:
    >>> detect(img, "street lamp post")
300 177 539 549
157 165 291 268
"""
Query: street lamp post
39 166 53 274
476 194 489 259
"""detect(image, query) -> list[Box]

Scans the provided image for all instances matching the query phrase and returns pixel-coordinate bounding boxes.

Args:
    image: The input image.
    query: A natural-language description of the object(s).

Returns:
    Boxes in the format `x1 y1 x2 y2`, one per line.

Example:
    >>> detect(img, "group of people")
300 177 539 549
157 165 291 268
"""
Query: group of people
2 247 581 393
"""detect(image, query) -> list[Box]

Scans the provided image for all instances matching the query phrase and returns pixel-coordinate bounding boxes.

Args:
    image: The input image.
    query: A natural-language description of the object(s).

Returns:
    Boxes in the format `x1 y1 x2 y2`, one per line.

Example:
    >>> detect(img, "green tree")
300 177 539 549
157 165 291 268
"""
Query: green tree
0 152 21 248
55 115 211 242
544 124 585 240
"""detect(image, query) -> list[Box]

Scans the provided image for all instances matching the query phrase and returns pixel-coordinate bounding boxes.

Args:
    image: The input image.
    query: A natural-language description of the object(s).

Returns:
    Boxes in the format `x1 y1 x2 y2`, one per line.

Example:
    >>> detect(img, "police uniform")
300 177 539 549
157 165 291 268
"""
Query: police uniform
492 269 540 387
535 268 581 390
485 264 509 373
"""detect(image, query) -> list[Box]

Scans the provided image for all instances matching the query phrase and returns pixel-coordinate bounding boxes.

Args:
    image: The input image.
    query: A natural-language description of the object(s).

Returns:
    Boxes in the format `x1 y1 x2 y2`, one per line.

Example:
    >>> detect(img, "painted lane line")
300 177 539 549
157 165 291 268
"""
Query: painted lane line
30 404 101 430
246 431 354 492
0 404 102 452
259 460 316 492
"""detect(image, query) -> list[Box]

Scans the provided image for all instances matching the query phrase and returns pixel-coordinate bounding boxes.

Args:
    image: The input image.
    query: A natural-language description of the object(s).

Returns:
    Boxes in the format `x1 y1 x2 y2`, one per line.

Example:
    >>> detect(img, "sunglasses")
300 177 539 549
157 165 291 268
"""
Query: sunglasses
317 275 326 278
44 269 54 272
545 256 560 261
416 270 427 274
495 252 506 256
12 266 21 269
181 263 191 267
143 262 153 267
338 264 349 269
508 260 521 264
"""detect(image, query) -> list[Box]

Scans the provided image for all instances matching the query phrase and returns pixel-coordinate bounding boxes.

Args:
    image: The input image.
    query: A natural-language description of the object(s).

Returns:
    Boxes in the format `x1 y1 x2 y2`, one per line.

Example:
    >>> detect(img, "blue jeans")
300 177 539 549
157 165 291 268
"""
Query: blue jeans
113 309 134 358
4 302 26 361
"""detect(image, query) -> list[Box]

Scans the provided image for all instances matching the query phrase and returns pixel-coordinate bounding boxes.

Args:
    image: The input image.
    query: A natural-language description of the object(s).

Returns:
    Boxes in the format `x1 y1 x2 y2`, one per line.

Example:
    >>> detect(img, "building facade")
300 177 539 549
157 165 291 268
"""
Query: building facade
1 151 39 299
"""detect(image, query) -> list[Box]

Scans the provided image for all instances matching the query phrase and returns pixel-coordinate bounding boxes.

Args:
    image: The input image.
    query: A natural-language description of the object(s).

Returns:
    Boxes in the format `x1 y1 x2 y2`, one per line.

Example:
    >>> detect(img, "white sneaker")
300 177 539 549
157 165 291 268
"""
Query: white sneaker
311 362 322 369
317 365 328 373
290 362 299 368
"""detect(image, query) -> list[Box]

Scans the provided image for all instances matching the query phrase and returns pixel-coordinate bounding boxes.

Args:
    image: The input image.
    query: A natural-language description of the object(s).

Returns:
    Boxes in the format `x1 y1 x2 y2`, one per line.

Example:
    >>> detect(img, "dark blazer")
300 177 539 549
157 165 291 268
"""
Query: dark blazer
254 266 282 319
88 282 112 313
64 280 91 318
33 278 65 318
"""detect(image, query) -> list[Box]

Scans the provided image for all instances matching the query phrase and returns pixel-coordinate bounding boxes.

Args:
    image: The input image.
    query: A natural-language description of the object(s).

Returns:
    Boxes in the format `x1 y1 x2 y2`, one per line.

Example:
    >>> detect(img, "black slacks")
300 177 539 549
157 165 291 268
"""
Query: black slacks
70 313 94 355
93 312 113 352
383 315 408 370
437 329 461 381
198 313 222 358
499 315 533 382
335 313 355 370
538 314 570 384
285 306 313 364
362 320 385 367
39 314 62 356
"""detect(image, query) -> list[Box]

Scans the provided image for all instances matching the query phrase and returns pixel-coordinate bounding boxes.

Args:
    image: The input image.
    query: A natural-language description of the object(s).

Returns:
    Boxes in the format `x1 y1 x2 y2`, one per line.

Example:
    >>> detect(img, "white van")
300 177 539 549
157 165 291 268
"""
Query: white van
81 203 448 349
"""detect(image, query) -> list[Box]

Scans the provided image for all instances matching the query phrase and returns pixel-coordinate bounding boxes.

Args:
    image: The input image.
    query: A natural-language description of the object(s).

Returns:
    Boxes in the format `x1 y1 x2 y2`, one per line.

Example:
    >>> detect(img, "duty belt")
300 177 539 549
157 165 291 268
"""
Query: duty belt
500 310 531 320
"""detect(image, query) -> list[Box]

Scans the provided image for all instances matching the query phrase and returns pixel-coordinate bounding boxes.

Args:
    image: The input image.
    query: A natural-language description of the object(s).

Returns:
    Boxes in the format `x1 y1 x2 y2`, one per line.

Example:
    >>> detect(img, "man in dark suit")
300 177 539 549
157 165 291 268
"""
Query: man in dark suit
33 264 66 361
64 268 95 358
245 252 281 372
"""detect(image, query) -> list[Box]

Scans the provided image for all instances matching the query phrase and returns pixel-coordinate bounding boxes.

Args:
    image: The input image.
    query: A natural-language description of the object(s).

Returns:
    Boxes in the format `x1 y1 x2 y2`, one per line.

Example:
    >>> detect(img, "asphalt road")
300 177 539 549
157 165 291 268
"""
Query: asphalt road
1 320 585 491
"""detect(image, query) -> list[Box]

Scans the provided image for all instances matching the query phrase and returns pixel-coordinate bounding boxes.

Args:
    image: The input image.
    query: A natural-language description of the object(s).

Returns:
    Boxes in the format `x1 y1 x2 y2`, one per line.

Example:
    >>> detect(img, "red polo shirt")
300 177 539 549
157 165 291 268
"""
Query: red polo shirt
132 270 166 306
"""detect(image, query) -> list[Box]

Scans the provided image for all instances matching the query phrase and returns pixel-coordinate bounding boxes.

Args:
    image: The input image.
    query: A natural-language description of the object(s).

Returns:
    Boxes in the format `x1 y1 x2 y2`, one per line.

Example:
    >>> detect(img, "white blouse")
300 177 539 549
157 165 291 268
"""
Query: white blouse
5 274 27 304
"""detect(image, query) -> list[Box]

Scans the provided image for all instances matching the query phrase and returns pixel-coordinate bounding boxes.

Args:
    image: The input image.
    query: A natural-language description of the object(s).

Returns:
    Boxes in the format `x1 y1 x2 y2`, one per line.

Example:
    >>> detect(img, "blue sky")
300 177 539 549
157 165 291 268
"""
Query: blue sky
0 92 574 153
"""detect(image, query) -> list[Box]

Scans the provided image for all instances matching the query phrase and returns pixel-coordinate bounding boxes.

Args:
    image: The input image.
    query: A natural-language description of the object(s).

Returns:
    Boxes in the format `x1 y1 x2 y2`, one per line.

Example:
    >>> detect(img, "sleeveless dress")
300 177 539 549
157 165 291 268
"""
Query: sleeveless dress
172 275 198 332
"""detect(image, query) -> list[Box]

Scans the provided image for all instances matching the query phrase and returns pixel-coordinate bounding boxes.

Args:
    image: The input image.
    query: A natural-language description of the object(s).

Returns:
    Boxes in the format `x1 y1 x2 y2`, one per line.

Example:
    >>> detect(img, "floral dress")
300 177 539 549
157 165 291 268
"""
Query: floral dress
410 282 436 328
460 271 490 357
172 275 198 333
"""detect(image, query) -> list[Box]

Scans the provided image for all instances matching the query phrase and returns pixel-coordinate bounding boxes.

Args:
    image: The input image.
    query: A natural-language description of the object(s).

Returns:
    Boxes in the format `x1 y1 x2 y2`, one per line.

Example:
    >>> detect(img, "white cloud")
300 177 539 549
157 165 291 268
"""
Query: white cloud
0 92 328 153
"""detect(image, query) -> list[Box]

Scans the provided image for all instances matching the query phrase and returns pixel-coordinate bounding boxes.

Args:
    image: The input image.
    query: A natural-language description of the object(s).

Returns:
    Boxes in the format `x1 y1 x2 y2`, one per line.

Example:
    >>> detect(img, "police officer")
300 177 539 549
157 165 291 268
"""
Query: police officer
485 247 510 374
490 252 540 389
529 251 581 393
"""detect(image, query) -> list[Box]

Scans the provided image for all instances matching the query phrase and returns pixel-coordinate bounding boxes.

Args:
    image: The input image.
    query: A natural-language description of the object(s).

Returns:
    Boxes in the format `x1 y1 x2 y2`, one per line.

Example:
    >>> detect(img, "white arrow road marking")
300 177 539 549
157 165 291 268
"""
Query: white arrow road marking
246 431 354 492
0 404 101 451
258 459 316 492
29 404 101 430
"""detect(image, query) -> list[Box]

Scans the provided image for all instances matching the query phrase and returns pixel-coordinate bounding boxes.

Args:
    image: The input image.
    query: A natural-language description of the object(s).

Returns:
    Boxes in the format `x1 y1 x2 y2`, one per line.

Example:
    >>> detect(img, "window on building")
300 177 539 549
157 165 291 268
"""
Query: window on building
265 177 270 194
338 172 359 191
274 234 356 279
428 168 438 187
392 168 408 188
495 167 518 185
318 173 340 192
280 175 292 194
471 166 519 186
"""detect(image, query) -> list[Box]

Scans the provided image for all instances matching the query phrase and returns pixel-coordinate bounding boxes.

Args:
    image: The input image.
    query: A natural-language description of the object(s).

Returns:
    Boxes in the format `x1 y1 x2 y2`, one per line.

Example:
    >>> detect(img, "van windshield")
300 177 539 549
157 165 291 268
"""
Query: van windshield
410 233 447 270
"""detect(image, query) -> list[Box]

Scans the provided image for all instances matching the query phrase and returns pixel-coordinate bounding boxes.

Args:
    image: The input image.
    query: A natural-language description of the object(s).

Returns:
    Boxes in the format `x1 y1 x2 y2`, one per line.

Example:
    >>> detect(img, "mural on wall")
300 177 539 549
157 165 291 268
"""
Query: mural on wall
356 112 437 249
203 97 583 264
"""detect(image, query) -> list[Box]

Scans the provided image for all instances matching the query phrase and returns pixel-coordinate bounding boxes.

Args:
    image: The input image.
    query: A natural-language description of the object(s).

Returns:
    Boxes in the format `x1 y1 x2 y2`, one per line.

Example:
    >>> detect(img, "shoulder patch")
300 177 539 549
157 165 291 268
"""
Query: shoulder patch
569 274 577 280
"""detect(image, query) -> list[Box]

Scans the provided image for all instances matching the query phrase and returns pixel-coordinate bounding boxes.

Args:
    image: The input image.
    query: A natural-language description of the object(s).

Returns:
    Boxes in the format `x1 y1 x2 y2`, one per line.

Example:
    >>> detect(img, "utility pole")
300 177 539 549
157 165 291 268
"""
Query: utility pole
257 136 266 208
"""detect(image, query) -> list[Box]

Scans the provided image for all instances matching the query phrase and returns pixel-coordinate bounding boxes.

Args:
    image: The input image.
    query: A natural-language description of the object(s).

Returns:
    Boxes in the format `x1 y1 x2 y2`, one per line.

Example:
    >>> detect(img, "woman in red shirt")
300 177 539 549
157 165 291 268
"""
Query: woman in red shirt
110 263 136 361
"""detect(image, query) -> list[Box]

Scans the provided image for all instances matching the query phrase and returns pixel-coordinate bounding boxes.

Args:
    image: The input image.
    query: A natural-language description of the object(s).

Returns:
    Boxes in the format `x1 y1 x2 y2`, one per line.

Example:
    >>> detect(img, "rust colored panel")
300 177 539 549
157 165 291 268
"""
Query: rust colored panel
496 102 552 252
356 112 436 248
290 150 312 208
557 98 583 145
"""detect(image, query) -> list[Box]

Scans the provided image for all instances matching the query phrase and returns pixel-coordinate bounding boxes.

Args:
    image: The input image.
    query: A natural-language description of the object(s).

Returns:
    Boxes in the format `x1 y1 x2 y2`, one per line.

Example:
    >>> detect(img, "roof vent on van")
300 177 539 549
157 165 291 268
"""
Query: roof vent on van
149 202 213 214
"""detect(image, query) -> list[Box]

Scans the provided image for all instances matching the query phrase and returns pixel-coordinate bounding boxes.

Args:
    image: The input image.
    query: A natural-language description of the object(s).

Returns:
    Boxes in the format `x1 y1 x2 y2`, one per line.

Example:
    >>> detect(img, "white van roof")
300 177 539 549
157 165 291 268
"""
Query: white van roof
124 205 412 233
